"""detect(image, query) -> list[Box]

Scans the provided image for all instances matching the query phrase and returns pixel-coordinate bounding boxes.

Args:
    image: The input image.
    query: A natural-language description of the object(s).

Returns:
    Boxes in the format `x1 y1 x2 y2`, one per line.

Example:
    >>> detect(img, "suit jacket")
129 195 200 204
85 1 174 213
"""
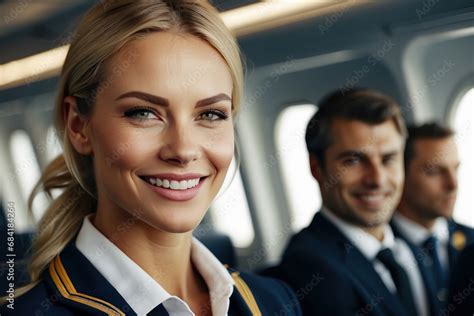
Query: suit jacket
391 219 474 316
448 244 474 315
1 240 301 316
264 212 414 316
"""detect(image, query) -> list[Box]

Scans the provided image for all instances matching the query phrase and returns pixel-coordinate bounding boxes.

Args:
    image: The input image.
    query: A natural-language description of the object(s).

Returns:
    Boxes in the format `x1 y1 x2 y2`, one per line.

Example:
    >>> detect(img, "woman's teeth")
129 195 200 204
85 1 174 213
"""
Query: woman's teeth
147 177 200 190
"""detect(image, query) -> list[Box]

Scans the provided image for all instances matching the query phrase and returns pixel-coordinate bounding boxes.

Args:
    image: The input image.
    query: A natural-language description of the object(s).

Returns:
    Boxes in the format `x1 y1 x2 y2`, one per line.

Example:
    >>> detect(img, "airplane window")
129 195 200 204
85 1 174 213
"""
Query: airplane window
452 88 474 227
10 129 48 222
275 104 321 231
211 158 255 248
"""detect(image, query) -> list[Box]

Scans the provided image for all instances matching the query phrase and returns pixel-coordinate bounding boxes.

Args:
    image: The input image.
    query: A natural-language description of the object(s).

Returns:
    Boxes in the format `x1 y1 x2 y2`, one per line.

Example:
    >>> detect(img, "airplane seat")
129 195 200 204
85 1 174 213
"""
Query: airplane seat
195 231 237 268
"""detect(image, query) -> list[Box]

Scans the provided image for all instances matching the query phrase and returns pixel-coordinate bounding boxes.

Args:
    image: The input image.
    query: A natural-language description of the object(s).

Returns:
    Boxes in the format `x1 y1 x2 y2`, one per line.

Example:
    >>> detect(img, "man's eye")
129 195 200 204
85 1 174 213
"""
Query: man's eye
424 166 440 175
344 157 360 165
123 106 158 120
383 156 396 164
199 110 229 121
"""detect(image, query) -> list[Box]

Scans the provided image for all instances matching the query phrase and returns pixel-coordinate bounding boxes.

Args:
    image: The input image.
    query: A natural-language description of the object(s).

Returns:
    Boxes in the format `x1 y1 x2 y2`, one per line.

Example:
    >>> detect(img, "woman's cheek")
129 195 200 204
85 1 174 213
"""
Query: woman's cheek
205 127 234 170
95 126 156 168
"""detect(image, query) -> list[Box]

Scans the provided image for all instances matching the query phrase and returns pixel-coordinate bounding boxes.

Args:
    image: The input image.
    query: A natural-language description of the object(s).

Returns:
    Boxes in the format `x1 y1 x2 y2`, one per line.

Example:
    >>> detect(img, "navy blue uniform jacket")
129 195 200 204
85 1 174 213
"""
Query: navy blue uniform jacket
448 243 474 315
263 212 415 316
1 240 301 315
391 219 474 316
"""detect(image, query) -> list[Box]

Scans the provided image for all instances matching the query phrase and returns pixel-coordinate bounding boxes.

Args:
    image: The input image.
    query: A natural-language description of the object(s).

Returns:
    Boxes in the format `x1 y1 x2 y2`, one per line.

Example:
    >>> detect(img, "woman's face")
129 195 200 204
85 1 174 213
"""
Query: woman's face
84 32 234 233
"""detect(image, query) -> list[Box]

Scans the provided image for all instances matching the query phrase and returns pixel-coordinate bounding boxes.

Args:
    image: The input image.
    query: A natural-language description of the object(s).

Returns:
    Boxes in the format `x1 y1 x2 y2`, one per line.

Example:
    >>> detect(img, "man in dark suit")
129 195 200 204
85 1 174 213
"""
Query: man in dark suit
448 244 474 315
392 123 474 315
264 88 429 315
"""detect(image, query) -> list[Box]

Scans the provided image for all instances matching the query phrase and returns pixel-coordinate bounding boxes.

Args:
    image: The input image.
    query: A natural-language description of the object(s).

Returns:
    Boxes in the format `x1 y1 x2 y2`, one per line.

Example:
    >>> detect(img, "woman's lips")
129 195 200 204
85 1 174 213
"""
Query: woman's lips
141 176 207 201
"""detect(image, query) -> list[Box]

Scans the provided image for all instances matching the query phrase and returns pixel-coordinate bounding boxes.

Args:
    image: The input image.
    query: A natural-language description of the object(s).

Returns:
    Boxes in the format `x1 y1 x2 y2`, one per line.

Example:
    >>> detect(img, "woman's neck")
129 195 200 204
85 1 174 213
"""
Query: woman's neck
92 211 209 303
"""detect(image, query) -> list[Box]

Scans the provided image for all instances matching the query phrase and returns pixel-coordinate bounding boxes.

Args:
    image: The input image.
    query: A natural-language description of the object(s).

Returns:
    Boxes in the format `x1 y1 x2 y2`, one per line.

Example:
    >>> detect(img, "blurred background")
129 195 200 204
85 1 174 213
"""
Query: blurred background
0 0 473 271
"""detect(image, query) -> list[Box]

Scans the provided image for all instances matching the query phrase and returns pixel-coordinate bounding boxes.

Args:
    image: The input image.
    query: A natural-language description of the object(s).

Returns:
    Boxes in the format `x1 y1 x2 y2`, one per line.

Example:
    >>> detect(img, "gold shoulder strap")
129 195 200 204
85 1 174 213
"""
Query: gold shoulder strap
49 255 125 315
231 271 262 316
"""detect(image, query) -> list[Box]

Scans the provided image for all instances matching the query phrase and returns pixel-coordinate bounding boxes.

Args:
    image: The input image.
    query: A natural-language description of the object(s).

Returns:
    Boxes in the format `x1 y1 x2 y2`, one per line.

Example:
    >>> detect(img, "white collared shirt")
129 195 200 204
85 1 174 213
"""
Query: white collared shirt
392 213 450 270
76 215 234 316
321 208 429 316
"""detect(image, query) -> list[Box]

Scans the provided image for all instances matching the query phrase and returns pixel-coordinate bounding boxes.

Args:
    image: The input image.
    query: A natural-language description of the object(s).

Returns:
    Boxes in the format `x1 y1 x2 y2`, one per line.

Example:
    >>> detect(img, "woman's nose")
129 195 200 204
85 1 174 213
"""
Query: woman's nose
159 124 201 166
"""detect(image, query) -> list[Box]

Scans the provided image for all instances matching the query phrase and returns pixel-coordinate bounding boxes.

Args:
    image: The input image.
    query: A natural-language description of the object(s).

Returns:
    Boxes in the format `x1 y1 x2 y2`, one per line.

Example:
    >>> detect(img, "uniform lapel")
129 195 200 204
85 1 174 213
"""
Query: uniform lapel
391 220 441 316
447 220 465 272
343 243 407 316
44 239 263 316
147 304 170 316
43 241 135 316
227 268 262 316
313 214 406 316
228 287 253 316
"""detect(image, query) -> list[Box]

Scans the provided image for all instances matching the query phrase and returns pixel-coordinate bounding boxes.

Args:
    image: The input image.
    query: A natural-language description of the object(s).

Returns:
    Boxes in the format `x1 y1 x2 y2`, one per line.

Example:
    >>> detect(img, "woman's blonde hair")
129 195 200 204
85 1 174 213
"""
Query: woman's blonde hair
17 0 243 296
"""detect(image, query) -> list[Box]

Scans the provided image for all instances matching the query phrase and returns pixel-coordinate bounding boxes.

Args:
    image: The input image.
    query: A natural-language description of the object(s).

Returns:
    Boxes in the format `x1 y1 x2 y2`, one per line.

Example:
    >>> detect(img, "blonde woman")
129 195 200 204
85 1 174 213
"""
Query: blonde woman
1 1 301 315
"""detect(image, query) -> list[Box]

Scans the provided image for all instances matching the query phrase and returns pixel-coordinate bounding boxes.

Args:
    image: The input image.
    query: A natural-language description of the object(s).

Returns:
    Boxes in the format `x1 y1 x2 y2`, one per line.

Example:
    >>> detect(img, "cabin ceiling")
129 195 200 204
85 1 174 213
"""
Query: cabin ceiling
0 0 473 65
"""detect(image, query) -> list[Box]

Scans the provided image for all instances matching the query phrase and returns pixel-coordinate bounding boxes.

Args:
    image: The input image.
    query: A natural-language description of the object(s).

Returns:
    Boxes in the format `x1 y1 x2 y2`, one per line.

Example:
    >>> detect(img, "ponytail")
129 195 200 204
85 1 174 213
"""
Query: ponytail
14 155 96 297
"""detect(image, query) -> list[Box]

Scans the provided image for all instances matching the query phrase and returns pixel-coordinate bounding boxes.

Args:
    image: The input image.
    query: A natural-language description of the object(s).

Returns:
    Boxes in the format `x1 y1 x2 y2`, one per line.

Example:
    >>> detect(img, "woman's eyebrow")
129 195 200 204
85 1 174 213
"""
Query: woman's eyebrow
115 91 169 106
196 93 231 108
115 91 231 107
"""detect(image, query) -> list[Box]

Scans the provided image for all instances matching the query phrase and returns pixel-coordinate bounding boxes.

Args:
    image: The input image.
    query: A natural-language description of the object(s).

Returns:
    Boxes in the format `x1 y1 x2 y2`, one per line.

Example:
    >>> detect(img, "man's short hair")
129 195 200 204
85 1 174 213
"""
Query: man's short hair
305 88 407 166
404 122 455 170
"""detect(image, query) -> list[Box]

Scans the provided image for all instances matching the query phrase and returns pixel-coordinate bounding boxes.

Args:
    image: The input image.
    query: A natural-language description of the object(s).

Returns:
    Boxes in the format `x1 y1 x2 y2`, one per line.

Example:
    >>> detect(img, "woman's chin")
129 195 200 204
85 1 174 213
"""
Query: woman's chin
146 215 203 234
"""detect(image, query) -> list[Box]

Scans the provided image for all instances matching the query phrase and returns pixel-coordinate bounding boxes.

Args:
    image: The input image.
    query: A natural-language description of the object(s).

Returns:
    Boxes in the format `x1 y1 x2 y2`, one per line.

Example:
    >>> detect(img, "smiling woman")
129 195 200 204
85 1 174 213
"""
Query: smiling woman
0 1 301 315
69 32 236 236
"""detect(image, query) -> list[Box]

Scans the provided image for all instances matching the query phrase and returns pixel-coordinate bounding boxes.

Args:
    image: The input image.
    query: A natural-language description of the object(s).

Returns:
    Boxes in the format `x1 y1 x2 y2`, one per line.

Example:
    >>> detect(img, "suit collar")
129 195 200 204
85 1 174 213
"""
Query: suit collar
447 220 465 269
43 241 133 315
391 220 444 316
320 208 396 260
76 215 234 315
308 211 348 246
392 213 449 247
228 285 253 316
391 217 456 268
227 268 262 316
43 241 260 316
343 247 407 316
310 212 406 316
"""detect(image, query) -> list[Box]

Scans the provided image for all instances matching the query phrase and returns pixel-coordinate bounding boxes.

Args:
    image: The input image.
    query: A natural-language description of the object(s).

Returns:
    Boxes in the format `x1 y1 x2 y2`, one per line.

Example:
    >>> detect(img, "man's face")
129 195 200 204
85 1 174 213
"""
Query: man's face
313 119 405 229
402 137 459 220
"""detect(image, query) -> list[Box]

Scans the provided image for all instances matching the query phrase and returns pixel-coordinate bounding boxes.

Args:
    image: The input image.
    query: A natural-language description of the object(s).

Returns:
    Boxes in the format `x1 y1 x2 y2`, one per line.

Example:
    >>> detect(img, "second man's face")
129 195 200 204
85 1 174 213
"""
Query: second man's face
402 137 459 220
317 118 405 229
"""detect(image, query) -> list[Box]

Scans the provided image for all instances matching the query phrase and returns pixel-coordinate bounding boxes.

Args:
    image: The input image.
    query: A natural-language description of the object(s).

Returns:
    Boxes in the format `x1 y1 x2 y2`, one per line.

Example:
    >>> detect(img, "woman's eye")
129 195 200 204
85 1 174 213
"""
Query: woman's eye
198 110 229 122
123 107 158 120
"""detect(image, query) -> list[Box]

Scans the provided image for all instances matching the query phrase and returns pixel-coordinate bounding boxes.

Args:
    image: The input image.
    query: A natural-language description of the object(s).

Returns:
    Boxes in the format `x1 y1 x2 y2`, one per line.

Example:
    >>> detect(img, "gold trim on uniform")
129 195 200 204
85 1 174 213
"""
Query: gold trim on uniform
49 255 125 316
231 271 263 316
451 231 467 251
49 255 263 315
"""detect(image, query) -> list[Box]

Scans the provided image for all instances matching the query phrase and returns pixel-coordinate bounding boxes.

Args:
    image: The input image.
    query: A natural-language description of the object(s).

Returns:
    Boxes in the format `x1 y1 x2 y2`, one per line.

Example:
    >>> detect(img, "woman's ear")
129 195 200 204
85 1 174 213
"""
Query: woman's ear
63 96 93 155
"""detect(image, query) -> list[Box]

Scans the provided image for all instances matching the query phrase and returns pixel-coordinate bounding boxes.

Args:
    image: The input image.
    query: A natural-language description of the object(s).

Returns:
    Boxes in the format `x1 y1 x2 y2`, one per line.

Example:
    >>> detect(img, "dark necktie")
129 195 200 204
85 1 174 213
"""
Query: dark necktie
147 304 169 316
377 248 418 315
423 235 448 302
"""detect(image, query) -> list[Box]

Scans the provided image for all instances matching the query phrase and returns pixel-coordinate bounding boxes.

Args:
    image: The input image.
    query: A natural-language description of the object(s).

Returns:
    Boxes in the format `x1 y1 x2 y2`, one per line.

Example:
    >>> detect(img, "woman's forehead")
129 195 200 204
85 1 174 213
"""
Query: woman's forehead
100 32 233 99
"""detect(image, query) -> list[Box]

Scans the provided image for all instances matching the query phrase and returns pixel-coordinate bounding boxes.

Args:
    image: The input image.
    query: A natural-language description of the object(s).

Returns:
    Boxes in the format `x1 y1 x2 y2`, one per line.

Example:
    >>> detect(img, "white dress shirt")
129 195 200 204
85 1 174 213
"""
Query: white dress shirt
392 213 450 270
321 208 429 316
76 215 234 316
